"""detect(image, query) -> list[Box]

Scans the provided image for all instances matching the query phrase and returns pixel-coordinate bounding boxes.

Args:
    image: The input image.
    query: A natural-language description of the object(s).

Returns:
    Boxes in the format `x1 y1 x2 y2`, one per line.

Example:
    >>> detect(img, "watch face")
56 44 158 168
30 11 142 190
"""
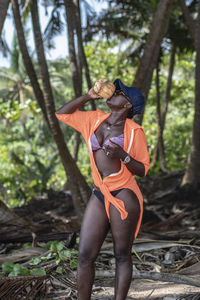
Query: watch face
124 155 131 163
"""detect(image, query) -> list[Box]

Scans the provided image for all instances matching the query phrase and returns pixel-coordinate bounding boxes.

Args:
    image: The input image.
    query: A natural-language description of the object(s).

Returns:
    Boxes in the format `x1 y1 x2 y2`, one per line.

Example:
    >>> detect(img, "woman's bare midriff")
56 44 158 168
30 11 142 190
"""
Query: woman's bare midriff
94 149 121 178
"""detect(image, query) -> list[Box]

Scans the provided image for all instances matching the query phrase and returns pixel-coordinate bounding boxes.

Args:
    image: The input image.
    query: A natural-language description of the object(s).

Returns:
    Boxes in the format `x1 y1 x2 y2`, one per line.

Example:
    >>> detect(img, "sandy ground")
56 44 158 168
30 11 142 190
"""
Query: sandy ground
92 277 200 299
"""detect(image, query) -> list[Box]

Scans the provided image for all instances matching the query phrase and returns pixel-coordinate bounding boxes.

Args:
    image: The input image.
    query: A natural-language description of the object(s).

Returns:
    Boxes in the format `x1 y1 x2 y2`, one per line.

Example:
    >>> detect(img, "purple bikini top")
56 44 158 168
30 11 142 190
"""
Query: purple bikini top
90 132 124 152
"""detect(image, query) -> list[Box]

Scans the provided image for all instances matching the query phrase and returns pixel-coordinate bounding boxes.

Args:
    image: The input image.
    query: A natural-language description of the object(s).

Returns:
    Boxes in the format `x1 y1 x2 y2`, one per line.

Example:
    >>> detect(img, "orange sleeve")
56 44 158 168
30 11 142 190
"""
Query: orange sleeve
132 128 150 176
55 110 97 134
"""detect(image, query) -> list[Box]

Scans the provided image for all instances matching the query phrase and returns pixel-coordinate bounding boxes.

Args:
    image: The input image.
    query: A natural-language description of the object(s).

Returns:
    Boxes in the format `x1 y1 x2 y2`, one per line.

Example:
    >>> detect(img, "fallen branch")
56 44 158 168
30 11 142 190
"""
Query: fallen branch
95 270 200 288
0 231 77 245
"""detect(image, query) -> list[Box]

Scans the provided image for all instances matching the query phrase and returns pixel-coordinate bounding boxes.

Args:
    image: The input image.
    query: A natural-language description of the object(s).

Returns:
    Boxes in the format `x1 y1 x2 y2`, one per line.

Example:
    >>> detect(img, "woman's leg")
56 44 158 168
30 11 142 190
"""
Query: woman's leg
77 193 110 300
109 189 141 300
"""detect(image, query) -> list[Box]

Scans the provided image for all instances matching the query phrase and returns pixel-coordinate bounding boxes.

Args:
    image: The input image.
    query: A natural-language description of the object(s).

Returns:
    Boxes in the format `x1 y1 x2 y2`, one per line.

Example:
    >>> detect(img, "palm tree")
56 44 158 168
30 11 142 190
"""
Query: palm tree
84 0 174 124
11 0 50 127
0 35 33 103
11 0 91 220
133 0 174 124
43 0 95 160
30 0 91 218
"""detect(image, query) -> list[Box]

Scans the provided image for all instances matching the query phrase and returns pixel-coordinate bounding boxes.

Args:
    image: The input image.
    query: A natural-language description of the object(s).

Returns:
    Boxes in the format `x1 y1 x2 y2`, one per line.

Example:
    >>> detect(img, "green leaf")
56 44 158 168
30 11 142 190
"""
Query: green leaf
23 243 32 248
30 268 46 276
70 258 78 270
56 266 64 274
56 242 65 252
41 252 52 260
132 248 143 262
61 250 71 259
29 256 42 265
2 261 15 273
70 249 78 256
8 271 17 277
8 264 30 276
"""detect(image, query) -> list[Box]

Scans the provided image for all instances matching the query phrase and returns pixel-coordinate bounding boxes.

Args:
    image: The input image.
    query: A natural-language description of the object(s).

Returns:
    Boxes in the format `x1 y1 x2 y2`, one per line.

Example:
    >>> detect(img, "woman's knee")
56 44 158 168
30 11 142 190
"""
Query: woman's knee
114 247 132 264
78 247 97 266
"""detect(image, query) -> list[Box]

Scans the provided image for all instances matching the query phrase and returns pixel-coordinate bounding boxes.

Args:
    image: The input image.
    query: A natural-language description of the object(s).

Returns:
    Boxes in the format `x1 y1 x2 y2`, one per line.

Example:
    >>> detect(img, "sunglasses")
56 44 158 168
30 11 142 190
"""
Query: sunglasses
114 89 131 104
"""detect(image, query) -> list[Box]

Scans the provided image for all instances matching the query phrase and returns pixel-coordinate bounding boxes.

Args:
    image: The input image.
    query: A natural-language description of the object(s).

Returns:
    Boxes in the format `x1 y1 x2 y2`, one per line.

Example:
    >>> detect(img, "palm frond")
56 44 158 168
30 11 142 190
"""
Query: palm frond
0 275 49 300
82 0 96 16
22 0 32 23
43 7 64 49
0 272 77 299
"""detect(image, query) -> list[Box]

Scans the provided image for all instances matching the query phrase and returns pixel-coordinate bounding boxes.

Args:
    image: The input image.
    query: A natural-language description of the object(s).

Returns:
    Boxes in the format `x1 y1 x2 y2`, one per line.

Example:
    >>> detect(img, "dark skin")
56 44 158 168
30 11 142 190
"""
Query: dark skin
56 88 145 300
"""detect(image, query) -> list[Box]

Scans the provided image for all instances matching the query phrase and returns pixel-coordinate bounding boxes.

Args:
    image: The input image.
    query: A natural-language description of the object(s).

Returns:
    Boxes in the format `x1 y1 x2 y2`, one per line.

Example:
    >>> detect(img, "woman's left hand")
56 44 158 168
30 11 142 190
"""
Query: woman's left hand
103 140 125 159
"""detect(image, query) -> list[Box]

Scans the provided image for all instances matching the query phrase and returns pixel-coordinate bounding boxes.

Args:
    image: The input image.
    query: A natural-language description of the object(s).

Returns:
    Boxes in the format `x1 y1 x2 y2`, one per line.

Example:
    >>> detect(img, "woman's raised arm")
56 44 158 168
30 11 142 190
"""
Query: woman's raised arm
56 89 101 114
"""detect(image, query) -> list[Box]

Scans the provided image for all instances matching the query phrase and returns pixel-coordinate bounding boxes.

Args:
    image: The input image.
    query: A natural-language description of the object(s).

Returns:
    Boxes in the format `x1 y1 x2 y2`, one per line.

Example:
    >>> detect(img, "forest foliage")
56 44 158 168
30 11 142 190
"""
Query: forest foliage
0 0 199 207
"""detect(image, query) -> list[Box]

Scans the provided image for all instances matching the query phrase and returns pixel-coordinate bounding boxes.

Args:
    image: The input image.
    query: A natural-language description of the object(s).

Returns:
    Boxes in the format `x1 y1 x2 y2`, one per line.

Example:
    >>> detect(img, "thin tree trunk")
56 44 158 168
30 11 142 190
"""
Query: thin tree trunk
64 0 96 162
72 0 97 160
30 0 91 219
0 0 10 36
151 45 175 170
161 44 176 130
179 0 196 44
151 60 167 172
151 70 159 168
73 132 81 161
133 0 174 125
64 0 82 98
182 2 200 186
75 1 83 91
74 0 96 111
64 0 84 162
11 0 50 128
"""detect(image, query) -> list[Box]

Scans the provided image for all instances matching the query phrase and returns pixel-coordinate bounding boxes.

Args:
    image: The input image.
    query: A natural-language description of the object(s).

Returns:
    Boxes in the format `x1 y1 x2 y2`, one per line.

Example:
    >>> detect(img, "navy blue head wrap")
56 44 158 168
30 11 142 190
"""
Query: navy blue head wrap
114 79 145 117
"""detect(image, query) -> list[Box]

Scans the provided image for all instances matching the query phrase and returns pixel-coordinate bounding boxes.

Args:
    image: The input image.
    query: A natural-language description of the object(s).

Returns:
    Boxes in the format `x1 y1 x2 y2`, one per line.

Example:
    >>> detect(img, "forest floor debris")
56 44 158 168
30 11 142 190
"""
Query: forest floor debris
0 170 200 299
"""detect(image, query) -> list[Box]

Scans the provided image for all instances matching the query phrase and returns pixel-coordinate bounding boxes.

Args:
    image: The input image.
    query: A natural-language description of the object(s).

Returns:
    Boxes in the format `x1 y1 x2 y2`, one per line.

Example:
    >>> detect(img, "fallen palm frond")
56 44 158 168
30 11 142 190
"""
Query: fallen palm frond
0 275 49 300
0 272 78 300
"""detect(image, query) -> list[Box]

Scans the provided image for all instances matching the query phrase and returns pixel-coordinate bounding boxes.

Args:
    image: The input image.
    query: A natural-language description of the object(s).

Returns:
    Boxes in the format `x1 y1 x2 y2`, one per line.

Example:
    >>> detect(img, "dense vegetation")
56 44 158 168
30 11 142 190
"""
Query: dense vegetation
0 46 195 206
0 0 199 212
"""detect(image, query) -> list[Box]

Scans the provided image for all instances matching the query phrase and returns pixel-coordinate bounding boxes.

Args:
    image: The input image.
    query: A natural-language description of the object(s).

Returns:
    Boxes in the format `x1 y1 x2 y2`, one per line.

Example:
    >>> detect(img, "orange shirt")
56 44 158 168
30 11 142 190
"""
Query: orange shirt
56 109 150 238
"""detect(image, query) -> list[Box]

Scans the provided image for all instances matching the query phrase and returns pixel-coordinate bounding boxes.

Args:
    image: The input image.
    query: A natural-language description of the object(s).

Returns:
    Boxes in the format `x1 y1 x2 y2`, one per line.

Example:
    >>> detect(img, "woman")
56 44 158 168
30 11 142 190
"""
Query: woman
55 78 150 300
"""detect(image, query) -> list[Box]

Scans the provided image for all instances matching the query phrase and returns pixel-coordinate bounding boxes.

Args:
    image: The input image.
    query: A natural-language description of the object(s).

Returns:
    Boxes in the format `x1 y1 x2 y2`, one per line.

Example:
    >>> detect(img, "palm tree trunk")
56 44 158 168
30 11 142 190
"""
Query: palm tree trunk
64 0 84 162
64 0 96 161
30 0 91 219
182 2 200 186
133 0 174 125
64 0 82 98
11 0 50 128
74 0 96 111
0 0 10 36
151 60 167 172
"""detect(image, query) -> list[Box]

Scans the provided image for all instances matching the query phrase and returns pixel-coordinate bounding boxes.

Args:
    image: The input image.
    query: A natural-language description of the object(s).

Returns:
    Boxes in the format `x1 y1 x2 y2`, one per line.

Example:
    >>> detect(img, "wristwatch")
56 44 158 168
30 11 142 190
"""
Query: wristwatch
120 155 131 164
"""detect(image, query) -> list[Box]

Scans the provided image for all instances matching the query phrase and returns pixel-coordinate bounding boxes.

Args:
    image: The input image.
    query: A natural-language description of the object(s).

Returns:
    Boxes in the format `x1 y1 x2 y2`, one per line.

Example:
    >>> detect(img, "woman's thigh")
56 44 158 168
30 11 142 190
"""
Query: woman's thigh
79 193 110 261
109 189 141 253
